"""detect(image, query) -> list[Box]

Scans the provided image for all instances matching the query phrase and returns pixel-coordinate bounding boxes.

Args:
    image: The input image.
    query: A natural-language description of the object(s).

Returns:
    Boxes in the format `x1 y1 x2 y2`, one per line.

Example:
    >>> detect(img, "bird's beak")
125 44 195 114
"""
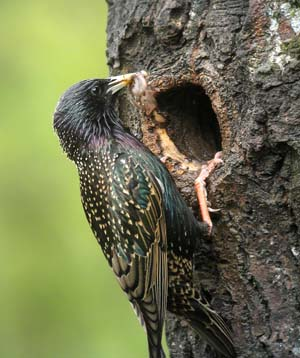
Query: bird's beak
107 70 148 94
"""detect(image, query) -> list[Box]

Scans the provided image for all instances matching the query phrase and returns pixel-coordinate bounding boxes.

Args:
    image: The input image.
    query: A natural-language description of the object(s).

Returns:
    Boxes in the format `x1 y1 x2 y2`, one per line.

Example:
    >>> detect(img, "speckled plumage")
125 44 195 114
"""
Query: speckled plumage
53 78 236 358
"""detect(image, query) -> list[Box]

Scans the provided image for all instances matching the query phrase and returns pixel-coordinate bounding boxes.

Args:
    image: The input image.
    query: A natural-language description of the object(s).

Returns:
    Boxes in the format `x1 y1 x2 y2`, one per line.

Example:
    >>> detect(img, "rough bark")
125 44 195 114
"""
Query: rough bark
106 1 300 357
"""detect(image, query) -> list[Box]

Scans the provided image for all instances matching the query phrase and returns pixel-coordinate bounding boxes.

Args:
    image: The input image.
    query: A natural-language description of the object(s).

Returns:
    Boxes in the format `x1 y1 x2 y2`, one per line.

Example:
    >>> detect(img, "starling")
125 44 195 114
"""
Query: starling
53 72 236 358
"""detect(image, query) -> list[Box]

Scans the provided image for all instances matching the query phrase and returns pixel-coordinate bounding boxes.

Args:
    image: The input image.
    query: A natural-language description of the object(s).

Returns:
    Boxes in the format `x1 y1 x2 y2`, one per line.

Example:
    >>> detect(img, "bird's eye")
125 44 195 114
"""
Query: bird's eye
90 86 99 96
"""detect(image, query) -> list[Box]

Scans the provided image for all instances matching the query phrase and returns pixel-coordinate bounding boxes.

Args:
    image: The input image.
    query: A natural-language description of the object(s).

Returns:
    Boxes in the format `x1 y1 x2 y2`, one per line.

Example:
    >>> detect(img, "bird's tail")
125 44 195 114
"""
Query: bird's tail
147 341 166 358
132 295 166 358
134 297 166 358
183 295 236 358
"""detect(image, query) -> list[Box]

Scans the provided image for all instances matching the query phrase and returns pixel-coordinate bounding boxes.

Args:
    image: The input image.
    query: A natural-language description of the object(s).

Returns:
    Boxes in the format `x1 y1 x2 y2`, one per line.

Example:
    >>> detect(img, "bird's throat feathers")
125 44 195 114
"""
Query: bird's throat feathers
55 107 121 157
54 108 143 162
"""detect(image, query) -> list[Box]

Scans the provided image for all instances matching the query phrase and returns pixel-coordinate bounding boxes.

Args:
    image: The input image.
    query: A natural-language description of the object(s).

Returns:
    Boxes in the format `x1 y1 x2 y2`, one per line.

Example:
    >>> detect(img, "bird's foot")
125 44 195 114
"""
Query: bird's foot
194 152 223 234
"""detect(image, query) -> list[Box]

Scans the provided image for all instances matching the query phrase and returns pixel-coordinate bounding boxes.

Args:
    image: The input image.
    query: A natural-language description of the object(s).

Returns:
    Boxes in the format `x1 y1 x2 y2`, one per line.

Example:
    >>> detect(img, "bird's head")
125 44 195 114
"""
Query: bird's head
53 71 147 160
53 78 117 158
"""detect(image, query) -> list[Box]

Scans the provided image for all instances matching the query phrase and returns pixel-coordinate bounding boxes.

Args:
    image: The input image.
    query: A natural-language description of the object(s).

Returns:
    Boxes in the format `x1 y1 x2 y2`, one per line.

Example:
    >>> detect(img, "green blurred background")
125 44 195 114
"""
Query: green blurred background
0 1 148 357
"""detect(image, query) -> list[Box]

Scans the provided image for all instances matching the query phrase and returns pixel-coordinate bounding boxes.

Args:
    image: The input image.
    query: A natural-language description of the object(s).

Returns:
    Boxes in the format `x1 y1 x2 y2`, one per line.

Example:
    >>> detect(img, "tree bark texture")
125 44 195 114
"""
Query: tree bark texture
106 1 300 357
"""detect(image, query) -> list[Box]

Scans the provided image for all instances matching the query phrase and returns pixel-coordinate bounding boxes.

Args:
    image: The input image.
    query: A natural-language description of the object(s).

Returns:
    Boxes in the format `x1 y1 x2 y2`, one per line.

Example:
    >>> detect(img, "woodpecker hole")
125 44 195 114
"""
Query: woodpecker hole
156 85 222 162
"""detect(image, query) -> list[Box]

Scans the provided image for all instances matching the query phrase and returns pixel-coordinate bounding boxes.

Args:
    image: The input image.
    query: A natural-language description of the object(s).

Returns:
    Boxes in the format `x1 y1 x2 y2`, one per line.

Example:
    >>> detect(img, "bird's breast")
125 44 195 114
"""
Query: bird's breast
77 151 119 262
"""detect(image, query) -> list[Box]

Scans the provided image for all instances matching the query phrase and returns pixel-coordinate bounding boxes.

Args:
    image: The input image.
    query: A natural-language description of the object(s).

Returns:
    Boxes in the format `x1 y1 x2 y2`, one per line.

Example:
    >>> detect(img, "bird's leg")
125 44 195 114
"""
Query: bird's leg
194 152 223 234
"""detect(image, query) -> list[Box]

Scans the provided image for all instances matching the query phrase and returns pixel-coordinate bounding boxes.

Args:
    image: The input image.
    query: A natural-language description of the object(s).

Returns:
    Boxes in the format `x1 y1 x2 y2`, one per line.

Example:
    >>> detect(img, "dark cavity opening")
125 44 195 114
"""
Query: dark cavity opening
156 85 222 162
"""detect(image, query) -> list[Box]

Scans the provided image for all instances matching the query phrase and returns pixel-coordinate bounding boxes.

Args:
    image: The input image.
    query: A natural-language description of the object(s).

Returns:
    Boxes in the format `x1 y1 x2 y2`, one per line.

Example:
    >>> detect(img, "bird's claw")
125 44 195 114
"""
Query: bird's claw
208 207 221 213
206 200 221 213
160 156 168 163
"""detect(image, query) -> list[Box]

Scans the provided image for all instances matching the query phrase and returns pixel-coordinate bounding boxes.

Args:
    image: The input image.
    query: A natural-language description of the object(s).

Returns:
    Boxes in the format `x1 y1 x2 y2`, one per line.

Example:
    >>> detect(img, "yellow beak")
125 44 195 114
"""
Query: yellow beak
107 70 148 94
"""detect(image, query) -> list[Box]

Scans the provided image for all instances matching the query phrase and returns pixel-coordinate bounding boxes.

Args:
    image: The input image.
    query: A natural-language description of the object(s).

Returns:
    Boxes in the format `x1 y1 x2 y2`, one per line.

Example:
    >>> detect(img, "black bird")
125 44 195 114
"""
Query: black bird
53 74 236 358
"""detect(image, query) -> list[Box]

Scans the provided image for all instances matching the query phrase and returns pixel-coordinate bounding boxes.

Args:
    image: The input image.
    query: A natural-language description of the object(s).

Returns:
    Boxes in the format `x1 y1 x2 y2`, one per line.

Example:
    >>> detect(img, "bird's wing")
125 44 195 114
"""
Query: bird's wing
109 152 168 325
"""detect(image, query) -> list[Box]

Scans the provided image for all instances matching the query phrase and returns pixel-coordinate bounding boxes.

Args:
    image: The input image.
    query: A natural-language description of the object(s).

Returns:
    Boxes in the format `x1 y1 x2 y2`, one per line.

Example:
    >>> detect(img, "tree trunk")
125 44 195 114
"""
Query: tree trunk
106 1 300 357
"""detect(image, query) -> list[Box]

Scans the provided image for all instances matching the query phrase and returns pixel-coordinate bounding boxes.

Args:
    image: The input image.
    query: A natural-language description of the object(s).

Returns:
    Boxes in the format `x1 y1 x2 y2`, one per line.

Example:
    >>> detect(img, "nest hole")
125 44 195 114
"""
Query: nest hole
156 84 222 162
